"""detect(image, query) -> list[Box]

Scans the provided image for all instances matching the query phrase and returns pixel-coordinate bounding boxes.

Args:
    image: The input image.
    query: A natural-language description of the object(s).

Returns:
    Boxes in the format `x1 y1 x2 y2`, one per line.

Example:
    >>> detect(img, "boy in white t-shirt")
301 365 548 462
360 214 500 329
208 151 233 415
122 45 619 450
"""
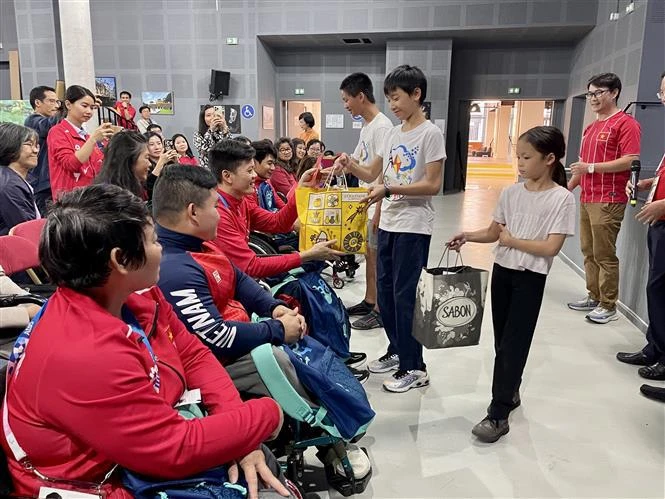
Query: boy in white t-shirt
339 72 394 331
337 65 446 393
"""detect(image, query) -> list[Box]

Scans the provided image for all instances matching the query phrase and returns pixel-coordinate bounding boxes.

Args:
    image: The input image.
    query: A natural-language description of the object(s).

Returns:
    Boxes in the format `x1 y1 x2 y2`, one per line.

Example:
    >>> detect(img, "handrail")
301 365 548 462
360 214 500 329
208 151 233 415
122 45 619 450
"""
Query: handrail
623 101 662 113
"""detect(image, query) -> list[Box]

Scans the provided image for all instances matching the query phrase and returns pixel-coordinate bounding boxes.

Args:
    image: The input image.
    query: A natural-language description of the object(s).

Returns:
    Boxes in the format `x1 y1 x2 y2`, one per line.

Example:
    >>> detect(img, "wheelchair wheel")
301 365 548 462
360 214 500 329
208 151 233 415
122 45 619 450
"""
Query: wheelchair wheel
332 276 344 289
249 233 278 255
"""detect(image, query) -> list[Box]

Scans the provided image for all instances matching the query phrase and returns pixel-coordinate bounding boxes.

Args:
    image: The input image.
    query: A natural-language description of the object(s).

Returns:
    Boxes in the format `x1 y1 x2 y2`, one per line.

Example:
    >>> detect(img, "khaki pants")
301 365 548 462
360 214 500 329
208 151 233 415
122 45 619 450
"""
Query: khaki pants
579 202 626 310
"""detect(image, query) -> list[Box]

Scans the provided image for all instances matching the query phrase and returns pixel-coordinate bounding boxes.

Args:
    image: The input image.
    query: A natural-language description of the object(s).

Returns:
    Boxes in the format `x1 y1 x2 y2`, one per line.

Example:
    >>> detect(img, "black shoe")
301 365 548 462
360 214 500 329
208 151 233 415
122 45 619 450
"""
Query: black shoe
344 352 367 369
640 384 665 402
346 300 374 316
638 362 665 380
616 351 654 366
348 366 370 385
471 417 509 443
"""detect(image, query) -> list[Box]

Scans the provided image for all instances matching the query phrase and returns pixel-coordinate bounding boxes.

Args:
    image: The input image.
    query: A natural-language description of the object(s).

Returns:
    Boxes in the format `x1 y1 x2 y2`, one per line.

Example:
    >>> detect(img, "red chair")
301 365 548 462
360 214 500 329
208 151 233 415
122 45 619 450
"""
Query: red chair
9 218 46 247
0 235 42 284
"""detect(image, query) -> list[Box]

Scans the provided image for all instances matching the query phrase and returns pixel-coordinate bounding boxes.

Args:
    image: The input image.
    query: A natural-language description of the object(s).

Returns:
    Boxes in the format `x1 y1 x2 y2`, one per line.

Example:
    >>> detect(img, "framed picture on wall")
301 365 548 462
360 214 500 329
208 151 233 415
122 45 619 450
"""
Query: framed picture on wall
95 76 117 107
263 106 274 130
0 100 33 125
142 91 174 115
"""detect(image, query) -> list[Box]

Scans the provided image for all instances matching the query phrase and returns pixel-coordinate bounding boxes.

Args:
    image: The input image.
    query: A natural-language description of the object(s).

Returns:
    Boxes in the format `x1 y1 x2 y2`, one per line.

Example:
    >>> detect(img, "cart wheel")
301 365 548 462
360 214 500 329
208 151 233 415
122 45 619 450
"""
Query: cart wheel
333 277 344 289
346 269 355 279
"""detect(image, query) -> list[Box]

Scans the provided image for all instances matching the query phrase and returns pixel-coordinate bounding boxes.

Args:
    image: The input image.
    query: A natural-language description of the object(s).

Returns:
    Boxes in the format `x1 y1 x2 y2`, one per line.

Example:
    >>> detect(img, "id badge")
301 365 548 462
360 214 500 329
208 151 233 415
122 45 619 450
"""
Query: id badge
39 487 105 498
175 388 202 408
647 176 660 204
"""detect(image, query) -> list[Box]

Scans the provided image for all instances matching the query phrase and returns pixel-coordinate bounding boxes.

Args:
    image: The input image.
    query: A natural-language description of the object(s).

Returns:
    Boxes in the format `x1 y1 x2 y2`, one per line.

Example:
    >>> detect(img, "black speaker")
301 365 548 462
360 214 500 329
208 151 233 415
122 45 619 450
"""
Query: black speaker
209 70 230 97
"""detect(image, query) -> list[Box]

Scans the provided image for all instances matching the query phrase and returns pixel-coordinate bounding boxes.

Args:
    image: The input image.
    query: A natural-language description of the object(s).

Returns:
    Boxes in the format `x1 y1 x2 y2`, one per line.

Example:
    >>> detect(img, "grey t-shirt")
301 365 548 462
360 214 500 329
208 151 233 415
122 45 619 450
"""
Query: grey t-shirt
493 183 576 275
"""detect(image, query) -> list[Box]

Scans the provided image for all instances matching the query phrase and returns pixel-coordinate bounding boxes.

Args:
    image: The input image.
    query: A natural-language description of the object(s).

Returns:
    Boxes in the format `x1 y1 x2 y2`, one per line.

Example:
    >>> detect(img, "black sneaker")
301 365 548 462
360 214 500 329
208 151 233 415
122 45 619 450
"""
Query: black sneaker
472 417 509 443
352 310 383 330
346 300 374 316
348 366 370 384
344 352 367 369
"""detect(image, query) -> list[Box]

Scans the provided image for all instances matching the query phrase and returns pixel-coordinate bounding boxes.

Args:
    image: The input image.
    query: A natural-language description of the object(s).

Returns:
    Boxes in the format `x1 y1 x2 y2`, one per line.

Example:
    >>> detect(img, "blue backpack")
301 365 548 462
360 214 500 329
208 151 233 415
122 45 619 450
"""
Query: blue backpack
271 269 351 360
251 336 374 440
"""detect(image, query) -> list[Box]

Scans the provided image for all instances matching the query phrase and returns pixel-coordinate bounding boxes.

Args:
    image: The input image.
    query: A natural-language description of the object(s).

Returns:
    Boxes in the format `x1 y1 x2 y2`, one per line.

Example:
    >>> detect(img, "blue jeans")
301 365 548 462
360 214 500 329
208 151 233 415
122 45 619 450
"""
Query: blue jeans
377 229 431 371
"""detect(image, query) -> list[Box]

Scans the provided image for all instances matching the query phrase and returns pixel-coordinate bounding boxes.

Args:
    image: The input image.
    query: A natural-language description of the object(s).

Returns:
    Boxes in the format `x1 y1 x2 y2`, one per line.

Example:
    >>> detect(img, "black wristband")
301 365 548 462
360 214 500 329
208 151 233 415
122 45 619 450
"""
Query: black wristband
384 187 391 198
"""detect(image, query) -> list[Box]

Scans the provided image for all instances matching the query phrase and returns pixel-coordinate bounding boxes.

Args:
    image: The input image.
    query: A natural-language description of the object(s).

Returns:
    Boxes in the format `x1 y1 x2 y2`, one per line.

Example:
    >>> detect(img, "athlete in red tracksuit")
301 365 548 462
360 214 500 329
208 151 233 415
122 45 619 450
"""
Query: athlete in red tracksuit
1 285 281 498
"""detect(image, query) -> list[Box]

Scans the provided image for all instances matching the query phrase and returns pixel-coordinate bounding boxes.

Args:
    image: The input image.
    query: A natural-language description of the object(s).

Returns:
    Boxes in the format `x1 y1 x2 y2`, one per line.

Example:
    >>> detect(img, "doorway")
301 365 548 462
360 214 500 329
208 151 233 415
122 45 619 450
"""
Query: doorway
282 100 322 141
465 99 554 188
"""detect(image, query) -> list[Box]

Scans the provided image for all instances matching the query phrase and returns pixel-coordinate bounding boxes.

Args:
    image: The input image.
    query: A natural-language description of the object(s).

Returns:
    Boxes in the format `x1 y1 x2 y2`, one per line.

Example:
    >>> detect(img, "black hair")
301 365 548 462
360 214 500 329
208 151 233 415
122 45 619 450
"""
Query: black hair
660 71 665 80
139 105 150 113
95 131 148 198
152 164 218 225
40 184 150 291
0 123 38 165
65 85 96 105
198 104 215 136
276 137 293 153
171 133 195 158
587 72 622 104
234 136 252 146
120 91 132 99
298 112 315 128
145 131 163 144
251 139 278 164
323 150 335 157
306 139 324 151
384 65 427 105
147 123 162 133
518 126 567 188
209 139 255 180
340 73 375 104
29 86 56 109
296 155 318 180
291 138 305 151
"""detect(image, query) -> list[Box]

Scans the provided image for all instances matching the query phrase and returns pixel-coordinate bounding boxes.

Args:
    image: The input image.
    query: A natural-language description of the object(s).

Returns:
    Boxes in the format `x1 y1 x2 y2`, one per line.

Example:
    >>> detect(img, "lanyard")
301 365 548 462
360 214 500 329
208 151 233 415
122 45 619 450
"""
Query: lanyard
121 306 160 393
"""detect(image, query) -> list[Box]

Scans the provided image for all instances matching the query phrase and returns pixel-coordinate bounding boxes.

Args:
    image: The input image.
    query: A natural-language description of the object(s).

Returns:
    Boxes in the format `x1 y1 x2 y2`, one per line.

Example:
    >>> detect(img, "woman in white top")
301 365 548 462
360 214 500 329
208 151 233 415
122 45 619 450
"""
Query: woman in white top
449 126 576 443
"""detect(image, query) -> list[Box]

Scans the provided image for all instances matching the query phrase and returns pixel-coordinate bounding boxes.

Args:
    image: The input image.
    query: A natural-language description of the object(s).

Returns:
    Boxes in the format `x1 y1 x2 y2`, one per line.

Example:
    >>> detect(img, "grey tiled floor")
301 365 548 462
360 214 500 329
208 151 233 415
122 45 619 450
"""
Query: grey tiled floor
317 180 665 498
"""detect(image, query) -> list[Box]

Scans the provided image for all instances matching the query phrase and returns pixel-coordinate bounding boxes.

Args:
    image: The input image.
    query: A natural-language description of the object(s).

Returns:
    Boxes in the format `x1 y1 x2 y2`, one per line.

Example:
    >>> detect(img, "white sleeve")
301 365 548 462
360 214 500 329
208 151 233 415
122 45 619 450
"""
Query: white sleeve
549 192 577 236
423 126 446 164
493 189 507 225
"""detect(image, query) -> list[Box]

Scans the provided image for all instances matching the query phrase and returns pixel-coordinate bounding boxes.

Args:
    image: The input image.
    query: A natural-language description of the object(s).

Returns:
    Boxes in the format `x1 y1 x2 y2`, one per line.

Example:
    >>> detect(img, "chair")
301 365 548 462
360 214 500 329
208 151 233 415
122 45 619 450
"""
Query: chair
9 219 46 247
0 236 43 285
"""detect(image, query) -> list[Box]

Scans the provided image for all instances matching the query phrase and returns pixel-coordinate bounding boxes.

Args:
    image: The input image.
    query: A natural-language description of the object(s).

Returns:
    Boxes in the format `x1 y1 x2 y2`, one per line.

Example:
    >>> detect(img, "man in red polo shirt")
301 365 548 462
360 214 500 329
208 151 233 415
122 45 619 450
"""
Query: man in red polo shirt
567 73 641 324
617 71 665 400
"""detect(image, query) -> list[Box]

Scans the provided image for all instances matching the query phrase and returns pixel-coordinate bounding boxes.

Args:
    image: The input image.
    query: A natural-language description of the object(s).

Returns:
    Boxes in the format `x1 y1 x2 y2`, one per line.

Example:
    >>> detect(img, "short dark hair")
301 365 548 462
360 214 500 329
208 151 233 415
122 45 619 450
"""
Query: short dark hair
171 133 194 158
323 150 335 157
298 112 315 128
251 139 277 163
340 73 375 104
234 136 252 146
384 65 427 105
306 139 324 150
209 139 255 180
152 164 218 225
65 85 96 105
139 105 150 113
29 86 56 109
95 131 148 198
0 123 38 165
147 123 162 133
588 72 622 103
145 131 163 144
120 91 132 99
40 184 150 291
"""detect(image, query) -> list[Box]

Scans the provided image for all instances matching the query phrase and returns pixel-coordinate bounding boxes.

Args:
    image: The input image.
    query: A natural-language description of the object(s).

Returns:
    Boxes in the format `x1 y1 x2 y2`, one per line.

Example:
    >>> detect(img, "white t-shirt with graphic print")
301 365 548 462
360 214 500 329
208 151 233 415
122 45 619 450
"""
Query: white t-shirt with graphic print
351 112 393 217
378 120 446 235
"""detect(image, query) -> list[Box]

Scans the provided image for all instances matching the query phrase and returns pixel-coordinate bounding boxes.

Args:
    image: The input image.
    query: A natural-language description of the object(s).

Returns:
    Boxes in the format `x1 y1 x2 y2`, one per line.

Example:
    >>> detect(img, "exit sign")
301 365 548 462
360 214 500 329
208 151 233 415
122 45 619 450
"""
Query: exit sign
226 37 238 45
294 88 305 95
508 87 521 94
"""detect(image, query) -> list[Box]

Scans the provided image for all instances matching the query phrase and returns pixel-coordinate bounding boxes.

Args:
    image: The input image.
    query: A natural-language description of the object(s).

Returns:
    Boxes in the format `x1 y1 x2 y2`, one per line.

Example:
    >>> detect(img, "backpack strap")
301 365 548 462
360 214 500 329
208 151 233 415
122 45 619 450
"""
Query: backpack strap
250 344 340 437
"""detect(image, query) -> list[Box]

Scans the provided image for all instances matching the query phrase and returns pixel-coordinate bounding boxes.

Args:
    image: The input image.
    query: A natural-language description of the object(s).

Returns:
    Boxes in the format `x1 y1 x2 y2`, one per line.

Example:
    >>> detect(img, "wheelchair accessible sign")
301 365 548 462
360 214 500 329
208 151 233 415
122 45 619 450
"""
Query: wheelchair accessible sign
241 105 255 119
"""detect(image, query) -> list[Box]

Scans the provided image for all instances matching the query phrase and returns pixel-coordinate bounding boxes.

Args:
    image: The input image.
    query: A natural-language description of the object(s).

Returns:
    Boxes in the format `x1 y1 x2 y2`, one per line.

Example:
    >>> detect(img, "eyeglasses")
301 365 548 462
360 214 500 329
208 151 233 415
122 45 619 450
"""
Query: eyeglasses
585 89 608 100
278 148 292 153
658 92 664 100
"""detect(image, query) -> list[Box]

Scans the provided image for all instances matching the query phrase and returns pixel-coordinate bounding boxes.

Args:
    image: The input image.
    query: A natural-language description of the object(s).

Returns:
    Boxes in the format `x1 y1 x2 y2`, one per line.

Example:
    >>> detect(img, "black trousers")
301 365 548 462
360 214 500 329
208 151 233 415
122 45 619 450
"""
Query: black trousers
642 222 665 363
488 263 547 420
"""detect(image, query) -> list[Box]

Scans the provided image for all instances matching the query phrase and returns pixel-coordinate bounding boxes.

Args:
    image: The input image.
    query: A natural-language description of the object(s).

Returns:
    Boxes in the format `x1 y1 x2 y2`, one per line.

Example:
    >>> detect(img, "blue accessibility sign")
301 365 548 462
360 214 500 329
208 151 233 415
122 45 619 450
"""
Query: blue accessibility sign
241 104 255 119
352 115 363 121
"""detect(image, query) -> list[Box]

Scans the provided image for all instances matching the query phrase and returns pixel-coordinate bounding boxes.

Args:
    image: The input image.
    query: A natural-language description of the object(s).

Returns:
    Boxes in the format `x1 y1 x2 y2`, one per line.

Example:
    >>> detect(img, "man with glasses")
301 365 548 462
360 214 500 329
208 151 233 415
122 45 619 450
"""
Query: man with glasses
617 71 665 398
567 73 641 324
24 86 62 214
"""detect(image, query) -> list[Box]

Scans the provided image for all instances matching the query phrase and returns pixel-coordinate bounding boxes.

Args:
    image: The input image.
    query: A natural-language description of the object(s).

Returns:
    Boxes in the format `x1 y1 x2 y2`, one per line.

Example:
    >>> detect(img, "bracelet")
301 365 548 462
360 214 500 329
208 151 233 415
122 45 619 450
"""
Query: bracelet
384 187 391 198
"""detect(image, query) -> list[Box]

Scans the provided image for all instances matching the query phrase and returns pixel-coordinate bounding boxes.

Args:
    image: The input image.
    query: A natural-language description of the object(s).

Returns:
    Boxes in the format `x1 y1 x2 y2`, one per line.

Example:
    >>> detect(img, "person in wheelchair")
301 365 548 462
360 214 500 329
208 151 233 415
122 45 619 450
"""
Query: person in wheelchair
1 184 291 499
152 166 372 485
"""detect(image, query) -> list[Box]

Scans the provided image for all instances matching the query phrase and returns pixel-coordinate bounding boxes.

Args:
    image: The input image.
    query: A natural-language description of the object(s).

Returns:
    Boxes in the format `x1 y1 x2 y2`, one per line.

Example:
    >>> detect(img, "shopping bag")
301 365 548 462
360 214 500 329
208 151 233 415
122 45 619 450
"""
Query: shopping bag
412 249 488 349
295 163 368 254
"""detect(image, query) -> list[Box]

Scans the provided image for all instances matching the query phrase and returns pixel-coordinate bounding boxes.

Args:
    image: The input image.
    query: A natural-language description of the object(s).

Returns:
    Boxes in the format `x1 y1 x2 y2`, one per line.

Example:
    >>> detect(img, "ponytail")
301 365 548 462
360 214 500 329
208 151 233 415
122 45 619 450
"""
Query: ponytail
552 160 567 188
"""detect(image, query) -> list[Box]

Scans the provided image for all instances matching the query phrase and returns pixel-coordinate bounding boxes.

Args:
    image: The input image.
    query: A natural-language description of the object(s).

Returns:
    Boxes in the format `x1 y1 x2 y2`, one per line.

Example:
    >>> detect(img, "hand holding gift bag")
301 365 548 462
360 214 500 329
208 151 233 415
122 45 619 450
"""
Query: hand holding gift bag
296 157 369 254
412 247 489 349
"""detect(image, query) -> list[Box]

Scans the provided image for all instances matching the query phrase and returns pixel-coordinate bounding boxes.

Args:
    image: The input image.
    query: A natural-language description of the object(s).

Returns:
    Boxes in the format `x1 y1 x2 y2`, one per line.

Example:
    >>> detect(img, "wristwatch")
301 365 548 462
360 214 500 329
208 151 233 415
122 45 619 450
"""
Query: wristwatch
384 187 391 198
588 163 595 174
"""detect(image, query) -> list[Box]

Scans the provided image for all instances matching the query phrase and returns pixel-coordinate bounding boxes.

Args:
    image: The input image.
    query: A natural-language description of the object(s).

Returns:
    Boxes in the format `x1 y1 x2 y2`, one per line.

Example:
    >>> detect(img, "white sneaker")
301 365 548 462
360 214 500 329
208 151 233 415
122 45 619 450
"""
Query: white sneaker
383 369 429 393
333 445 371 479
567 295 599 311
586 306 618 324
368 353 399 373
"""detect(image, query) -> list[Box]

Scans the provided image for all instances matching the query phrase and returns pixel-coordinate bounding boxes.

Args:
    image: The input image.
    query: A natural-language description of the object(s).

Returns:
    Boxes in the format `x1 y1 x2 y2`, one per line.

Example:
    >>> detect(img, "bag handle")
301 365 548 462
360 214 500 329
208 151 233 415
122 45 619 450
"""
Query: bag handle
437 244 464 269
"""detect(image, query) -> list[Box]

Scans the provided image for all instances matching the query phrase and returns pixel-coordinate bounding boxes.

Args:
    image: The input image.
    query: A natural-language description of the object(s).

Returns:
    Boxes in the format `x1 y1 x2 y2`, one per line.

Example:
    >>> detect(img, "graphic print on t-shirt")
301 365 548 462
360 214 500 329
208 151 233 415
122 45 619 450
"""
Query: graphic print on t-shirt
384 144 420 201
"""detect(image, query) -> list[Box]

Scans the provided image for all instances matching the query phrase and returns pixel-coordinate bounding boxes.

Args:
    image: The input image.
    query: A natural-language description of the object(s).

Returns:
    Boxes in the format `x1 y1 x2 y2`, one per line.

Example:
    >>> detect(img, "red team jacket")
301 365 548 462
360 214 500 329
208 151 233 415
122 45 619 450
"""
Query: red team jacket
47 119 104 200
1 286 280 498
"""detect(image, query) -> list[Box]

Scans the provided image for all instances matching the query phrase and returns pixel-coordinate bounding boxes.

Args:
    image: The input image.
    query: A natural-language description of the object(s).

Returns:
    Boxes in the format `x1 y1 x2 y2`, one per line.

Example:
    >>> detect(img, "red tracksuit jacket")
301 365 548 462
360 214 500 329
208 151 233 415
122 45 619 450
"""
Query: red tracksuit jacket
1 286 280 498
